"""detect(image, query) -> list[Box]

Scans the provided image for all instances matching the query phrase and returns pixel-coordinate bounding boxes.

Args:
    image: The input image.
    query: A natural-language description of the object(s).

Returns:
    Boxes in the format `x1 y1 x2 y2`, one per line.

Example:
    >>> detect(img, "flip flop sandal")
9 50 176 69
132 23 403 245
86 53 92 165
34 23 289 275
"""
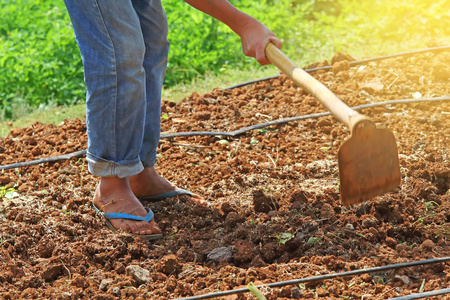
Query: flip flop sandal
139 188 193 201
92 203 163 240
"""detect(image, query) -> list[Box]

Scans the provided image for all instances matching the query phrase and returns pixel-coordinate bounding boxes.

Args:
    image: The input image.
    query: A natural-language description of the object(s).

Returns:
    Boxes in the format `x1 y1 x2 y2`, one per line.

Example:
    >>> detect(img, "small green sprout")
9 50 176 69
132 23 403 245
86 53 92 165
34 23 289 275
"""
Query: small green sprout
424 201 439 215
258 128 268 134
419 279 426 293
0 185 18 199
276 232 295 244
307 237 322 246
248 282 266 300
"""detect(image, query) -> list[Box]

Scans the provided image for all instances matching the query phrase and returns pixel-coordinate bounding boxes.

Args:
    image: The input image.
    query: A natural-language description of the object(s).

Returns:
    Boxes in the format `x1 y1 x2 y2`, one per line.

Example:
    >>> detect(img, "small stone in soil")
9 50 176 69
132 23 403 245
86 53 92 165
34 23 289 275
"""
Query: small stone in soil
109 286 121 296
207 246 233 263
99 279 113 292
125 265 151 285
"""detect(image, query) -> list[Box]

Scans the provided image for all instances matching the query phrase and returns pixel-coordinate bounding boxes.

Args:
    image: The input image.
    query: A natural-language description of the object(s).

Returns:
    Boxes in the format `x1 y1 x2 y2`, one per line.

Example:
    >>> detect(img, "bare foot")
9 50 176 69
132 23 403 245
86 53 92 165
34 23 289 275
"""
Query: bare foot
93 177 161 236
128 166 208 206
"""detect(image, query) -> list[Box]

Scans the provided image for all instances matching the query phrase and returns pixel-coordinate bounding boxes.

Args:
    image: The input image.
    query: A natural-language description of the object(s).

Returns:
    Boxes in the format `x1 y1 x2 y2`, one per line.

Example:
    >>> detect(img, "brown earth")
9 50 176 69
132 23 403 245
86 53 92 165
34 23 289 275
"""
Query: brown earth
0 50 449 300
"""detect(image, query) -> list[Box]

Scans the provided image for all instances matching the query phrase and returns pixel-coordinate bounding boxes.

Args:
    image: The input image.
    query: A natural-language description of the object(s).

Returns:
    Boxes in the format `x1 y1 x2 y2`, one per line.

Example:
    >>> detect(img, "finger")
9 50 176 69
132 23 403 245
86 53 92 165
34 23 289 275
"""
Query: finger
269 36 283 49
256 46 270 65
258 37 280 65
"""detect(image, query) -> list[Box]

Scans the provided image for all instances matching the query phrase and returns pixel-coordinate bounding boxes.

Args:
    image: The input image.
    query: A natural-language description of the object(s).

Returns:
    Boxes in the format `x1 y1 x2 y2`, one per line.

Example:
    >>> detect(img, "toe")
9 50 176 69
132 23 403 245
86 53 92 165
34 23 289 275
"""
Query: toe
149 220 162 234
127 220 161 236
191 193 209 206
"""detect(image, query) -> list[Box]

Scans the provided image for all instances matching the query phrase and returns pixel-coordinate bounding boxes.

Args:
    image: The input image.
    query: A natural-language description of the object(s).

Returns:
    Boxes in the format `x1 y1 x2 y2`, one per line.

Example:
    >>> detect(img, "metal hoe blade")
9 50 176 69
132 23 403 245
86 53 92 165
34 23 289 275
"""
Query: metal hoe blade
264 43 401 205
338 127 401 205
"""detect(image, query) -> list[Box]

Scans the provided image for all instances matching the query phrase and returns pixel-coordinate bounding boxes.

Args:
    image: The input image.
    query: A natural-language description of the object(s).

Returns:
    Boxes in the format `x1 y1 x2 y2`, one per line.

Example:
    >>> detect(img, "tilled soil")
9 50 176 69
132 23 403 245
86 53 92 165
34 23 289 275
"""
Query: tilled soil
0 50 449 300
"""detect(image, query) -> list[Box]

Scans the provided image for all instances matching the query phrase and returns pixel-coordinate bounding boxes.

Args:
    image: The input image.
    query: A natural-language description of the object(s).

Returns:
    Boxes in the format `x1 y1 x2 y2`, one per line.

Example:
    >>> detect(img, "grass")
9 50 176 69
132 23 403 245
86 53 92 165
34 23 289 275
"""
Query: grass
0 104 85 137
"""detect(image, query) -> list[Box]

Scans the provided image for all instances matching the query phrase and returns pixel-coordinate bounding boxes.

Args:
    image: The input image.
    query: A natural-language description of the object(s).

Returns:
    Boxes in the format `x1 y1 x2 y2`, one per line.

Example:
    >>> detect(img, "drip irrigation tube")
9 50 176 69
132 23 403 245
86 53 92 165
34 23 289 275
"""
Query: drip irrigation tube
225 45 450 90
387 288 450 300
175 257 450 300
160 96 449 138
0 96 449 171
0 149 88 171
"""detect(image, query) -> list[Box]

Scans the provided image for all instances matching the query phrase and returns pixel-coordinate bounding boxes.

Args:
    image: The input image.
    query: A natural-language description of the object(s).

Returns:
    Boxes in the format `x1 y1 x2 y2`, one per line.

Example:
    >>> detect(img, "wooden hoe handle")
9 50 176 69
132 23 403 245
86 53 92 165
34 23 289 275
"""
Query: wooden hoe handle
265 43 372 134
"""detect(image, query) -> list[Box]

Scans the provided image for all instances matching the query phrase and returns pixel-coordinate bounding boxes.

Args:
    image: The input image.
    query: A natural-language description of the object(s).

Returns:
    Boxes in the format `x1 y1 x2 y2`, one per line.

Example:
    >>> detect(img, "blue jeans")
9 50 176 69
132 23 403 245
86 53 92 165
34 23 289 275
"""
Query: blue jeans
64 0 170 178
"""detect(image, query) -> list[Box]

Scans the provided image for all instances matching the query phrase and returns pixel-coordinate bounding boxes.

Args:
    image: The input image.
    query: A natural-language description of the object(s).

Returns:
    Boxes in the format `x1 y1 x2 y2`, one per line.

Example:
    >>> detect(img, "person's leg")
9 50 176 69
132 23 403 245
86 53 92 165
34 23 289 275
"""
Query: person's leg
124 0 205 202
131 0 169 167
64 0 160 235
126 0 207 205
65 0 145 176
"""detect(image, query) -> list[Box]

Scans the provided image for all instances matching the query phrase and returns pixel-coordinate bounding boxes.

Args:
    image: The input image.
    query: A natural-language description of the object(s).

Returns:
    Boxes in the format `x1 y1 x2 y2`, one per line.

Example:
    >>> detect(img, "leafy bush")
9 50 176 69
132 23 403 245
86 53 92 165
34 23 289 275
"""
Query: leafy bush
0 0 84 119
164 0 313 86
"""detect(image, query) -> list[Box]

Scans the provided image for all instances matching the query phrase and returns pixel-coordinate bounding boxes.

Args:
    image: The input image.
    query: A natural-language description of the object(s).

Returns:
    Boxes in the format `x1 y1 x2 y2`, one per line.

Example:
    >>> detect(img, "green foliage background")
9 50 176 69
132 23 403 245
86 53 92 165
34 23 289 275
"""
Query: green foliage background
0 0 84 119
0 0 449 119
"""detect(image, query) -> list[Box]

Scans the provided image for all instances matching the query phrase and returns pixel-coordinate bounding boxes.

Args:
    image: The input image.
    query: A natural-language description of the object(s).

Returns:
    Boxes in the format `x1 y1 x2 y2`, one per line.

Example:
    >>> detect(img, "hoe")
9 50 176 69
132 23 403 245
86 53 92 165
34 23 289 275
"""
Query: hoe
265 43 401 205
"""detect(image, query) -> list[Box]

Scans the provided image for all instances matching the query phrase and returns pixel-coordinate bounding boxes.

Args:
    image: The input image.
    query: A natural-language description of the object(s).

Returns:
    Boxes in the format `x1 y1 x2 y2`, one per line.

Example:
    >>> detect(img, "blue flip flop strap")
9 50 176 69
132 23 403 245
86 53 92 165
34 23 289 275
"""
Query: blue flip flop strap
96 206 155 223
142 188 193 200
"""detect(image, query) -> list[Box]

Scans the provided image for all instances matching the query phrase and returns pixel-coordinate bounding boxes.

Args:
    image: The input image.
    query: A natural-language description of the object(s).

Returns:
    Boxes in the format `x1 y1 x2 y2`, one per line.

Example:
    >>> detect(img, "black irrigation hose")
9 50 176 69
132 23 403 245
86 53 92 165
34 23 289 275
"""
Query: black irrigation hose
160 96 449 138
387 288 450 300
0 149 88 171
175 257 450 300
224 45 450 90
0 96 449 171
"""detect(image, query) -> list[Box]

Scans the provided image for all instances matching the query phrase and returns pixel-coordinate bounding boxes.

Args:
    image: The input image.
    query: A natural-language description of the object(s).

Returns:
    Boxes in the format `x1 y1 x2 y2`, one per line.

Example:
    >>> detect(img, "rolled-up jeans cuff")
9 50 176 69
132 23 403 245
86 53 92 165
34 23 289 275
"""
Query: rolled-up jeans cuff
87 152 144 178
142 151 157 168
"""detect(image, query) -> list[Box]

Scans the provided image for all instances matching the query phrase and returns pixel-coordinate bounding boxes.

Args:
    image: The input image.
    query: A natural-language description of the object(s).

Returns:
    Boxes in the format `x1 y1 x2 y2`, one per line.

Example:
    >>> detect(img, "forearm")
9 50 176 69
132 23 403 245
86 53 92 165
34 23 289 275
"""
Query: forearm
184 0 282 65
183 0 249 34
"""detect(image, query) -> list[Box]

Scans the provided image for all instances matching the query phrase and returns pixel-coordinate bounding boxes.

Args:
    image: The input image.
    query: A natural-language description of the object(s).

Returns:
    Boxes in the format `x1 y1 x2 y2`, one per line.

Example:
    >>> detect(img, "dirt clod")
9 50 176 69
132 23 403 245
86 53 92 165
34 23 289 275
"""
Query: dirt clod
155 255 182 277
42 265 63 282
421 239 435 251
252 189 278 212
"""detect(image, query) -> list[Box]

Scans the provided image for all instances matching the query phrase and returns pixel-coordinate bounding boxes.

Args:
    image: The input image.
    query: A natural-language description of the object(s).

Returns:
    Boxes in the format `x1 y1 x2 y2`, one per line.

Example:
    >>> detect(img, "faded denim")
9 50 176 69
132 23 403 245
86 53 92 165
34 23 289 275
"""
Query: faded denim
64 0 170 178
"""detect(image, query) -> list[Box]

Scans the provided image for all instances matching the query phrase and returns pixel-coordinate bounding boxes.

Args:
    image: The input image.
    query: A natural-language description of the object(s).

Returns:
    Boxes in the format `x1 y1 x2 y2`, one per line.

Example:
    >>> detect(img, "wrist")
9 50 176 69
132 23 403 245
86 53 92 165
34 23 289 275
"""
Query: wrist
227 11 254 36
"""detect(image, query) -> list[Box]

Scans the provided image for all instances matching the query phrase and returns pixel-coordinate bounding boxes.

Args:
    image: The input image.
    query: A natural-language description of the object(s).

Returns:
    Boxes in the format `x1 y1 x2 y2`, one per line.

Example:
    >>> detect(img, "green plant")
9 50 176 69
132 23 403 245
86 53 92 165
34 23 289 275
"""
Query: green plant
307 236 322 245
424 200 440 215
276 232 295 244
0 184 17 199
248 282 267 300
419 279 426 293
0 0 85 119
